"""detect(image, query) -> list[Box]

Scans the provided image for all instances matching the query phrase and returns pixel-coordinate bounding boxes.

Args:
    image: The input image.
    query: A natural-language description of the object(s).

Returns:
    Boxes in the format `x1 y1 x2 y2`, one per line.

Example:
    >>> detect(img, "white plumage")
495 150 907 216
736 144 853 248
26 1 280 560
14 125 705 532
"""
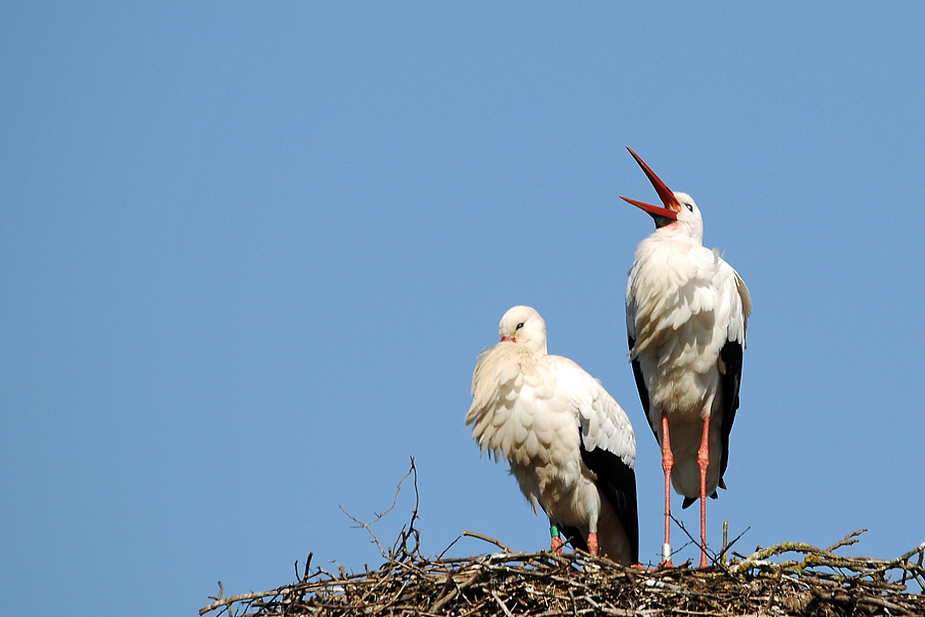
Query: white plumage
466 306 639 564
622 148 751 568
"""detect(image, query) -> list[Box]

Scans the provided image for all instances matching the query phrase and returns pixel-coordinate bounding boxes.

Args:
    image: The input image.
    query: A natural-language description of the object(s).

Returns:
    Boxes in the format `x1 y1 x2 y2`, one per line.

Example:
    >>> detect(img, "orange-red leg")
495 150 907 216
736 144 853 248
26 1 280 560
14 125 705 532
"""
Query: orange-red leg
697 414 710 568
550 525 563 554
587 532 599 556
661 411 674 566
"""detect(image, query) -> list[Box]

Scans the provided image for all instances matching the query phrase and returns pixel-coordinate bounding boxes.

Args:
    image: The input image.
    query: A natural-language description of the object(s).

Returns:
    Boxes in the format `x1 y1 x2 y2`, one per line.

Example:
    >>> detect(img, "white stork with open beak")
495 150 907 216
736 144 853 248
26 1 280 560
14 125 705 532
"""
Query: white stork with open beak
466 306 639 564
622 148 751 568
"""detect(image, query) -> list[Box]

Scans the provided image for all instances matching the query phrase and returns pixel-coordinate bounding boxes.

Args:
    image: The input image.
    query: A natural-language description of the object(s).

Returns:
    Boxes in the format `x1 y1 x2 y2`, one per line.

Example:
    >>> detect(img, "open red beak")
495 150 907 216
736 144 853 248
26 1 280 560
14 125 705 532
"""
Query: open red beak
620 147 681 224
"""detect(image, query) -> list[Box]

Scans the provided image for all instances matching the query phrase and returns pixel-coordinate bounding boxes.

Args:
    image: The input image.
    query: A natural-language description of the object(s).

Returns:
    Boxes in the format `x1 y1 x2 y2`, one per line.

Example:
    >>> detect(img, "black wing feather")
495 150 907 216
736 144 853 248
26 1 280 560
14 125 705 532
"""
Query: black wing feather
718 340 744 483
579 432 640 563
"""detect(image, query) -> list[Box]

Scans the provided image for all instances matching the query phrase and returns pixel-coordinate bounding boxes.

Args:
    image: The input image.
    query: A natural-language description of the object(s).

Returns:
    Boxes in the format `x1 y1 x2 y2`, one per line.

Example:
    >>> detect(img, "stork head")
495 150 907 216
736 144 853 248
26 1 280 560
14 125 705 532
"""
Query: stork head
620 147 704 242
498 305 548 356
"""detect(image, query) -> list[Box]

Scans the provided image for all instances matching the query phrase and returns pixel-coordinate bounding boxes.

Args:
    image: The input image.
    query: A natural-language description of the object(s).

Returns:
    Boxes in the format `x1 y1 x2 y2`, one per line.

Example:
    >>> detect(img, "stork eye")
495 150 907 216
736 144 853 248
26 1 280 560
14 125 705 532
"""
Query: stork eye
516 322 524 330
685 204 694 212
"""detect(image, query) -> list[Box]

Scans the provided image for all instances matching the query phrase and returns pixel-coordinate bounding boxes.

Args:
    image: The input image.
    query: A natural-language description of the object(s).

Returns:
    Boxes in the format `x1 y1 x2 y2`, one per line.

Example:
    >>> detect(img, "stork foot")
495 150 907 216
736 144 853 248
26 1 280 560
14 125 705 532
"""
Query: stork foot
660 543 674 567
586 532 599 556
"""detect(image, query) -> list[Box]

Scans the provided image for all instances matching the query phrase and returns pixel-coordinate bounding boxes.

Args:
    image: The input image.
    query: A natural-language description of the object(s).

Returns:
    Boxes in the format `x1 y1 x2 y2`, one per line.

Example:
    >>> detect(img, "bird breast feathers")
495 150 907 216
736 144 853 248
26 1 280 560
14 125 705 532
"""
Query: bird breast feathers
628 239 750 367
467 345 574 463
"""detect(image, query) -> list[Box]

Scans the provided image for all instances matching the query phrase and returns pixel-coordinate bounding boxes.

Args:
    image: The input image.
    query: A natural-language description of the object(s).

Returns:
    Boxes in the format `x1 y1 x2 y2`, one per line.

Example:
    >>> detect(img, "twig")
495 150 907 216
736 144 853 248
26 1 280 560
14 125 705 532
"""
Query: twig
671 514 716 566
437 534 462 560
731 541 838 574
463 530 513 553
826 528 867 552
868 541 925 579
339 458 417 559
567 587 579 617
390 457 422 560
491 589 516 617
429 568 481 613
302 552 313 582
199 587 294 616
760 565 784 615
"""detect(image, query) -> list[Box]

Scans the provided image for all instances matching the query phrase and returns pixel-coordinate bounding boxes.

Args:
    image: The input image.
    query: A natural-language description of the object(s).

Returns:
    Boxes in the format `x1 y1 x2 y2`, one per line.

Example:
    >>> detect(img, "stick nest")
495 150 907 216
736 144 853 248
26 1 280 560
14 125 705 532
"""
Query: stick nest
201 542 924 617
200 461 925 616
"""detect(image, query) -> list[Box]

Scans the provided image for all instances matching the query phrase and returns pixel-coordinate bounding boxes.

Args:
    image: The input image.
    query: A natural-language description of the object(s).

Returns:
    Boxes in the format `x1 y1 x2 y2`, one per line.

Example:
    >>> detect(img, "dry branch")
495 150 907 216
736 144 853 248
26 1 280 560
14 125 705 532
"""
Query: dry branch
338 457 421 561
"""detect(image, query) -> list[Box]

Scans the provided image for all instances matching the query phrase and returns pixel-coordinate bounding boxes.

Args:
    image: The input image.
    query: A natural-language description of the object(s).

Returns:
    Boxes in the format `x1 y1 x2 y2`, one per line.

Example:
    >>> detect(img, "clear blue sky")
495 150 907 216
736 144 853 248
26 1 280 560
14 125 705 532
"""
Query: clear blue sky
3 3 924 615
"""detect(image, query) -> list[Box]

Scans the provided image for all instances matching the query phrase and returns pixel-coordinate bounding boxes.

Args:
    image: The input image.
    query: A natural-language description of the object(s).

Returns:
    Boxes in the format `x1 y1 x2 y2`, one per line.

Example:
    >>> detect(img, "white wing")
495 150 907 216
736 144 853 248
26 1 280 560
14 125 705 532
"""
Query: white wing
546 356 636 468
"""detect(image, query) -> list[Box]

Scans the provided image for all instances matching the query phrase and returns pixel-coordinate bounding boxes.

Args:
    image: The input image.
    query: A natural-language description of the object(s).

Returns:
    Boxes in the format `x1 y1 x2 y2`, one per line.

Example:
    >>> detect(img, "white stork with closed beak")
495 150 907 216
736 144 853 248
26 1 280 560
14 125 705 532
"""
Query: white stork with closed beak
466 306 639 564
622 148 751 568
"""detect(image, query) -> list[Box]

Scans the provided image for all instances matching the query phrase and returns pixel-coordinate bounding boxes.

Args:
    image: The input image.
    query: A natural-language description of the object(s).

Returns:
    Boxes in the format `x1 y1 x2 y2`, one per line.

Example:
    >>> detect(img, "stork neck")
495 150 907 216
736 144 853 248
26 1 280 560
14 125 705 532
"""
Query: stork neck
654 221 702 245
